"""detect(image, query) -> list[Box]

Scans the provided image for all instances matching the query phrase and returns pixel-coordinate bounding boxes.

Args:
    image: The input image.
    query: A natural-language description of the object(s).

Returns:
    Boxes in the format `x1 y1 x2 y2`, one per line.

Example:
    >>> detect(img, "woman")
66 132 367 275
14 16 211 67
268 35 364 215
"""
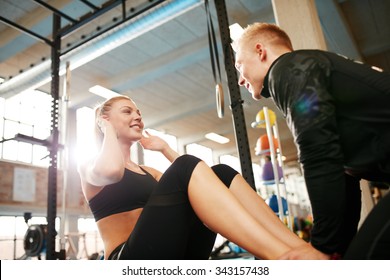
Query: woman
78 95 327 260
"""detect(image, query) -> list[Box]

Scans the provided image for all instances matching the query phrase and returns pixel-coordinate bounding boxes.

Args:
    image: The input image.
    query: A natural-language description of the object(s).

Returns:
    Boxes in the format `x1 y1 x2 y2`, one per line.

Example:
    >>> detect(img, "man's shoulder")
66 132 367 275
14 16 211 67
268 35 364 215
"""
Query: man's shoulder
275 50 331 66
270 50 334 82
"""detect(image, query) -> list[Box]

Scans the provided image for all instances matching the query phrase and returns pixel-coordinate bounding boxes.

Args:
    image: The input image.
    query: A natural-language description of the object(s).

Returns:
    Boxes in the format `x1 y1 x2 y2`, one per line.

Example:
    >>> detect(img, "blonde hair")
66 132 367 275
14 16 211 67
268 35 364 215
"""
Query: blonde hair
238 22 293 50
94 95 132 147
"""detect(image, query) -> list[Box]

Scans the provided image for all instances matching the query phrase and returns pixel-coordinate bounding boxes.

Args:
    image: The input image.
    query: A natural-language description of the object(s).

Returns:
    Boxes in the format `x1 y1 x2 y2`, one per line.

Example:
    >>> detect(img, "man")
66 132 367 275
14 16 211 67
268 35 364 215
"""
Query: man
234 22 390 259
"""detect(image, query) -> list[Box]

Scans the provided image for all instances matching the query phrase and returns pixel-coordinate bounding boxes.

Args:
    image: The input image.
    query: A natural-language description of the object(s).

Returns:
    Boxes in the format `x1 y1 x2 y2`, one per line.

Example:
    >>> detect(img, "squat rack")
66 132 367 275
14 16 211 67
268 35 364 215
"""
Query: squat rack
0 0 166 260
213 0 255 189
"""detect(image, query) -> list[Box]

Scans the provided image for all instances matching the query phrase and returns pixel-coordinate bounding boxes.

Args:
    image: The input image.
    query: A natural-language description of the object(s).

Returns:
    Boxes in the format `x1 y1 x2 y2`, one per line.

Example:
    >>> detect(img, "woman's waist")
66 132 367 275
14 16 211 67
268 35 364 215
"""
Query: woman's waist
96 209 142 258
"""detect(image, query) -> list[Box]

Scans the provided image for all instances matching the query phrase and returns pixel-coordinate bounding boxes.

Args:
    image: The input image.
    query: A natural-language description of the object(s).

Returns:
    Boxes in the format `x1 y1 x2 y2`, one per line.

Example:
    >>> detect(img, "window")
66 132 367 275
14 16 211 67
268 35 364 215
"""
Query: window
76 218 104 259
0 215 103 260
75 107 97 165
252 162 265 197
219 155 264 195
0 97 4 158
0 90 52 167
0 215 59 260
186 143 214 166
143 129 178 172
219 154 241 173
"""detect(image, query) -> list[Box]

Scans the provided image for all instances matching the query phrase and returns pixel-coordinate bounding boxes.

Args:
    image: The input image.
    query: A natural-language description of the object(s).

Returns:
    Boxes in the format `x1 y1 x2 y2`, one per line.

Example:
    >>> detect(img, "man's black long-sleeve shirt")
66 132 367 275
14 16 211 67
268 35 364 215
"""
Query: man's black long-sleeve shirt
261 50 390 255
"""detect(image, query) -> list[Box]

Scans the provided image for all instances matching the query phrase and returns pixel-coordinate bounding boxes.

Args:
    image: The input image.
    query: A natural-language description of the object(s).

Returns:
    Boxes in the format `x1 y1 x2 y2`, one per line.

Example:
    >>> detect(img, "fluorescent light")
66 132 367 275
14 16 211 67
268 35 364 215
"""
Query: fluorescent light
229 23 243 42
205 133 230 144
89 85 121 99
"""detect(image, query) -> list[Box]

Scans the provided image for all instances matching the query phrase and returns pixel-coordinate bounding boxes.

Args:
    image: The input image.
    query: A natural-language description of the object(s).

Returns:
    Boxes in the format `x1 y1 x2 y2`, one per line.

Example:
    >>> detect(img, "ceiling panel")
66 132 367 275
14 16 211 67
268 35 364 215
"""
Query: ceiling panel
0 0 389 165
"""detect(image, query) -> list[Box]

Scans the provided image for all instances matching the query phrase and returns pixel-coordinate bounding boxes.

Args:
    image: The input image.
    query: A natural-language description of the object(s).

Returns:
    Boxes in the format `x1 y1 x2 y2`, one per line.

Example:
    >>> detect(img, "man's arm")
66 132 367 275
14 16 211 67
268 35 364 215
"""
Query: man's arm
270 51 357 255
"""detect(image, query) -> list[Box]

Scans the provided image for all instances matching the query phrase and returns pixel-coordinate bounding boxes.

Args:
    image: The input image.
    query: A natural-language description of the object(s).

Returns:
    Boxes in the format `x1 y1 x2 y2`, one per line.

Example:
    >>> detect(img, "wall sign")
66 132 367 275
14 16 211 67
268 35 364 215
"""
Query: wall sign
13 167 36 202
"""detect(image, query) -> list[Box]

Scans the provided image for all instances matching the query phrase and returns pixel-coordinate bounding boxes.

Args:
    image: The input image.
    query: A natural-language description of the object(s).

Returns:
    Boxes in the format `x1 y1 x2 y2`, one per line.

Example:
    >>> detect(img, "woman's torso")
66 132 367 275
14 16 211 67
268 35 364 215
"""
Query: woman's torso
81 166 158 258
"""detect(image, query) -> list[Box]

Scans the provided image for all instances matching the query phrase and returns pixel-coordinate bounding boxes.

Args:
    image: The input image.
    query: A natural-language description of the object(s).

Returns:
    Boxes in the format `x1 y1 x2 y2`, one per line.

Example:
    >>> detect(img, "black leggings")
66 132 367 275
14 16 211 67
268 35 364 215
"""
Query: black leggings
108 155 239 260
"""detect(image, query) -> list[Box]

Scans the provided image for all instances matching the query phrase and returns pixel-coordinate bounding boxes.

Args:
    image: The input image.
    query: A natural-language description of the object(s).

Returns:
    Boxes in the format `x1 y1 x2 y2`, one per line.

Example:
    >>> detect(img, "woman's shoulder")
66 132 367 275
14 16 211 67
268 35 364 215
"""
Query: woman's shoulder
77 157 109 187
139 165 163 181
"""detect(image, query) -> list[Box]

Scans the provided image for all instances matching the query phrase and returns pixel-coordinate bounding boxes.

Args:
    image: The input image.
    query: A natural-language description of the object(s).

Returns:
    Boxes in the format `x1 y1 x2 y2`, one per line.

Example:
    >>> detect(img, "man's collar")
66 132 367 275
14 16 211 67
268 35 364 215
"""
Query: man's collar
260 52 291 98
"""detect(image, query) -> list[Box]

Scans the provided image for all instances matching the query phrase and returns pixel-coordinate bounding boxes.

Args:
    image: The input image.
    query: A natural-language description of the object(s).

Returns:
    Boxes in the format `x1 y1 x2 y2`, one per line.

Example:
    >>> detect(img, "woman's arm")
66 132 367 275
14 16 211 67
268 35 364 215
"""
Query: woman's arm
139 130 180 181
84 118 125 187
139 130 180 162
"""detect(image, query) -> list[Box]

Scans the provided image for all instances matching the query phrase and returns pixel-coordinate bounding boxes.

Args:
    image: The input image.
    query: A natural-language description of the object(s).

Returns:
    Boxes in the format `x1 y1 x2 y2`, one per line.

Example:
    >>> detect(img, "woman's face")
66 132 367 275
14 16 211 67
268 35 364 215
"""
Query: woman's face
106 99 144 142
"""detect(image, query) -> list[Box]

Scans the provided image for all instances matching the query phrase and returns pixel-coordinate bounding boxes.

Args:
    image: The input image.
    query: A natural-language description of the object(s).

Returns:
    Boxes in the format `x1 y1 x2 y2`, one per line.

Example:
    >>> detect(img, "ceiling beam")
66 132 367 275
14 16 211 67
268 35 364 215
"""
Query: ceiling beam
143 92 216 128
0 0 72 50
106 35 210 91
177 124 234 146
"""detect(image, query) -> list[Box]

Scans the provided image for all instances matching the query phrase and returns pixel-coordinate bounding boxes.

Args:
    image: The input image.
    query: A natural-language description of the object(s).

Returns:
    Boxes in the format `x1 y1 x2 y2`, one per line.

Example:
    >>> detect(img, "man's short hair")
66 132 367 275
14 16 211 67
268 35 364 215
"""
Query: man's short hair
238 23 293 50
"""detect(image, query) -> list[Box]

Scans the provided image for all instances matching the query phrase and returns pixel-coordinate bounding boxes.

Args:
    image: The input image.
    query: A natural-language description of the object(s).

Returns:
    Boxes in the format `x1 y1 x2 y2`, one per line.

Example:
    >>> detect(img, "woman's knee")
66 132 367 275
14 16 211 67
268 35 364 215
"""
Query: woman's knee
159 155 202 193
211 164 239 188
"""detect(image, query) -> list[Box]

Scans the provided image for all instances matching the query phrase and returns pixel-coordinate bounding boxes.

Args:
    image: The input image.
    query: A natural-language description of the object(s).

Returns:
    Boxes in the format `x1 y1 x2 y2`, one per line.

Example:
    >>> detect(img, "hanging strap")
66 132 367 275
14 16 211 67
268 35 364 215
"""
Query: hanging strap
205 0 224 118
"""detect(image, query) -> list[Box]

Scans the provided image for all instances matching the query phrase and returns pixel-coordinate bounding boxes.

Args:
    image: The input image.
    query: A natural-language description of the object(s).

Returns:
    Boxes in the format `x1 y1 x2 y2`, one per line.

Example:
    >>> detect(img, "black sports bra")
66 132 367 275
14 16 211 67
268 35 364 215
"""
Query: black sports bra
89 168 157 221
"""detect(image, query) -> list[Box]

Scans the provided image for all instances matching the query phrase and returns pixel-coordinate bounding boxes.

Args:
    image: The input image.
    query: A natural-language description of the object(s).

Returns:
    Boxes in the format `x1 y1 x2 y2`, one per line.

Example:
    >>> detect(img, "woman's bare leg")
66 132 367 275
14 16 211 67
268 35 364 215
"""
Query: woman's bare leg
229 175 306 249
187 161 291 259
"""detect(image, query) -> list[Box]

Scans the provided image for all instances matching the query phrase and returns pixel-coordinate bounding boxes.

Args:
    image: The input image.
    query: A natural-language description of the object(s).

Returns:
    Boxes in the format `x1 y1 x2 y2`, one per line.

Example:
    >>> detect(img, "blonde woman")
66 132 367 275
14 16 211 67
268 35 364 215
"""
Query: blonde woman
78 95 325 260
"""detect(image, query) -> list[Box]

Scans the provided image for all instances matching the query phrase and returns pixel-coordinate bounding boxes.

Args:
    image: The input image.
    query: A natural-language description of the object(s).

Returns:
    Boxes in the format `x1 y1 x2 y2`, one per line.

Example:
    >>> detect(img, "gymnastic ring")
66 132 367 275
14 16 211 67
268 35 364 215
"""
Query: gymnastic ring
216 83 224 118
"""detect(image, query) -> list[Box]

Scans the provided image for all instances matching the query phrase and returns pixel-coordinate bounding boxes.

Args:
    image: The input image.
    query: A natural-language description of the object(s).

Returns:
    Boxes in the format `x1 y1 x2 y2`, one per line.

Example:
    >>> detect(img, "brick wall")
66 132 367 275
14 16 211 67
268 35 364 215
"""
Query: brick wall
0 160 90 216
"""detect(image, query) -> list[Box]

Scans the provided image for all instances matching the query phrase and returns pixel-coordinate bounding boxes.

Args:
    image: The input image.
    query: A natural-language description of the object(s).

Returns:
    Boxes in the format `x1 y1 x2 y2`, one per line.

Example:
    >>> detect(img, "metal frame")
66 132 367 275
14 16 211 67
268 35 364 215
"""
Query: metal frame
263 107 292 229
213 0 255 190
0 0 168 260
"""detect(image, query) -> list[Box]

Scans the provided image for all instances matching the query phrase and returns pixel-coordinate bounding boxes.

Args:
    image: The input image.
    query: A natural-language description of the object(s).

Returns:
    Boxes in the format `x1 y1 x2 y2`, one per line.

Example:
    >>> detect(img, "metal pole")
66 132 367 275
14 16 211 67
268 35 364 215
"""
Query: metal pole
46 13 61 260
59 61 71 252
273 119 292 229
263 107 284 221
213 0 255 189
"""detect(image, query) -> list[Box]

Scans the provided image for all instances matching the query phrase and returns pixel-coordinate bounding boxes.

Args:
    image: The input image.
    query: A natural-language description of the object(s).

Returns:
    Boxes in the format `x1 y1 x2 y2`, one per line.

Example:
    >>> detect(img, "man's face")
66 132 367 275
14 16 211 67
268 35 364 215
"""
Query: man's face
235 40 265 100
